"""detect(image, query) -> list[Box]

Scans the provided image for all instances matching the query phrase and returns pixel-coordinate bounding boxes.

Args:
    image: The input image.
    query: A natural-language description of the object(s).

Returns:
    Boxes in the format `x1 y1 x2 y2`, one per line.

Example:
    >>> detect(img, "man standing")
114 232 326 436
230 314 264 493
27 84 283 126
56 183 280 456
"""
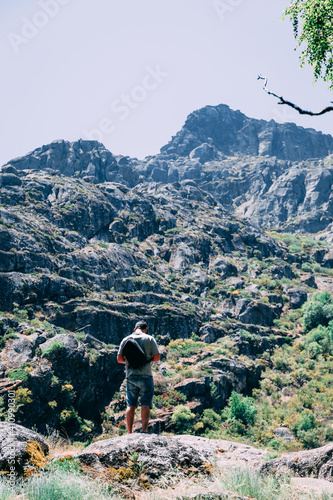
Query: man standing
117 320 160 433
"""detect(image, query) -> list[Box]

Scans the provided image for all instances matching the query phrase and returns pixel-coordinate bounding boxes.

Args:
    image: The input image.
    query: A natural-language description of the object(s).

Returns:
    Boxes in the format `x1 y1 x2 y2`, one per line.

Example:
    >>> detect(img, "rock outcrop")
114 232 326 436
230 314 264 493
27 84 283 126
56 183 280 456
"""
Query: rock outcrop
0 422 48 474
160 104 333 161
78 433 268 482
260 443 333 481
78 433 209 481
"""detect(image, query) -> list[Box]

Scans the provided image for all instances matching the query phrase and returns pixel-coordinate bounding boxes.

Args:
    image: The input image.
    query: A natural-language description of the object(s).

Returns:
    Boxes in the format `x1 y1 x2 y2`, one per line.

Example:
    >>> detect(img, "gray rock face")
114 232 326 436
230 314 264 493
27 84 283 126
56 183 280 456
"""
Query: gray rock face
161 104 333 161
260 443 333 481
287 288 308 309
78 434 208 481
273 426 295 442
189 143 217 164
0 422 48 473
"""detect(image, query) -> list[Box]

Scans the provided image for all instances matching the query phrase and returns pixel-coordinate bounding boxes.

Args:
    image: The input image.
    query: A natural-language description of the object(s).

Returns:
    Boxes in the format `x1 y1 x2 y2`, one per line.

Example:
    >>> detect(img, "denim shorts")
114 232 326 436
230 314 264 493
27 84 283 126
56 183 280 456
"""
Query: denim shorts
126 376 154 408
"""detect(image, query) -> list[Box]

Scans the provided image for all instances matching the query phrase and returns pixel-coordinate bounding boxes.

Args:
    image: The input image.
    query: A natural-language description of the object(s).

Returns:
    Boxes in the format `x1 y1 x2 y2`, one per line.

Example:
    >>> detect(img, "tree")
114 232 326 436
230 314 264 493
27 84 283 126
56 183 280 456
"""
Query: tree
284 0 333 88
259 0 333 115
302 291 333 331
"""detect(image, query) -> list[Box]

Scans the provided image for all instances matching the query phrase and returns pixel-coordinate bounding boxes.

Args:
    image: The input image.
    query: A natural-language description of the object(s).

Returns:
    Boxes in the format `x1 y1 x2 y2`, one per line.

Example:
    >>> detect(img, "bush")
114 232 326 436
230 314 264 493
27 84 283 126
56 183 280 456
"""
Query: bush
7 368 29 382
303 323 333 358
42 341 65 358
301 262 313 272
199 409 222 434
302 291 333 331
226 391 257 427
171 405 195 433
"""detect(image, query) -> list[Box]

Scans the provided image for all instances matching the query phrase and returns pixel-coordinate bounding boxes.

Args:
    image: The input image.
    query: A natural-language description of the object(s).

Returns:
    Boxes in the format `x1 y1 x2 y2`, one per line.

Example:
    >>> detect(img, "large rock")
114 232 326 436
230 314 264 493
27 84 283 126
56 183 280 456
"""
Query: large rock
286 288 308 309
0 422 48 473
260 443 333 481
78 434 209 481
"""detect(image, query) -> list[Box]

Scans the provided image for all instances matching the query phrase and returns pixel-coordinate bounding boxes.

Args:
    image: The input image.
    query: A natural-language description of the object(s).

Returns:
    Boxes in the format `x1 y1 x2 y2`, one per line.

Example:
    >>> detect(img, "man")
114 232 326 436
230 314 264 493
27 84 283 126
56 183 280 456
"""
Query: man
117 320 160 433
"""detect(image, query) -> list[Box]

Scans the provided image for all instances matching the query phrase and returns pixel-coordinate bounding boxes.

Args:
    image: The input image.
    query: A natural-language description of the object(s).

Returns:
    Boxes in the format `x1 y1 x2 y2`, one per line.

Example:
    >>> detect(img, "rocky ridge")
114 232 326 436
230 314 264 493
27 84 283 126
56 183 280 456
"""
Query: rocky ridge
4 105 333 234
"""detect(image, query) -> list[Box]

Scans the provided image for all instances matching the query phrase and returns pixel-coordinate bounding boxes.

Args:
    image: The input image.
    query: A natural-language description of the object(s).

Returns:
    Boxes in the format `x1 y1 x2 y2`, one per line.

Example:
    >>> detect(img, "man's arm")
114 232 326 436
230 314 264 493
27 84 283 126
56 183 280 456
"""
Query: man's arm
152 353 160 362
117 354 126 364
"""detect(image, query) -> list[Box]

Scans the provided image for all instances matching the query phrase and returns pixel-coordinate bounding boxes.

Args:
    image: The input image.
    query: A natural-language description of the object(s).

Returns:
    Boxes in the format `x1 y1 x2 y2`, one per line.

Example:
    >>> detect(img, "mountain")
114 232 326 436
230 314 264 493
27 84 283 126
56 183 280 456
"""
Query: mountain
0 104 332 442
4 104 333 234
160 104 333 160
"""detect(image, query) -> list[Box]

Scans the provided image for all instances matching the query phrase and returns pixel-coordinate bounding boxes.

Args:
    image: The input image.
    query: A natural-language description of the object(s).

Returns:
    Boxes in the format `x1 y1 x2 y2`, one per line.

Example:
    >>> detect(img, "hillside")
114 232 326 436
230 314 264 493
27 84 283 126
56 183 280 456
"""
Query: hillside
0 104 332 453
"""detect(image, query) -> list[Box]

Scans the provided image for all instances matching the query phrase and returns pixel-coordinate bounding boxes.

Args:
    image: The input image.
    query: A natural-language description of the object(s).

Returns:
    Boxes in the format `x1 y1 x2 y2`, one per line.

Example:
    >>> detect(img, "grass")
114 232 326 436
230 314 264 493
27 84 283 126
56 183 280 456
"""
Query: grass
135 465 331 499
216 466 331 500
0 467 330 500
0 469 118 500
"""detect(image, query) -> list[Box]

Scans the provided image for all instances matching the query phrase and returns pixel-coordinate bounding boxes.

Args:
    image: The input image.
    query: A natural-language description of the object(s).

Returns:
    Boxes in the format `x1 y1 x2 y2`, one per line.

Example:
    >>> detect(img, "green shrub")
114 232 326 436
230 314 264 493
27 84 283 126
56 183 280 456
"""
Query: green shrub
7 368 29 382
304 323 333 357
171 405 195 433
225 391 257 427
302 291 333 331
197 408 222 434
154 390 186 409
307 341 322 358
301 262 313 272
42 341 65 358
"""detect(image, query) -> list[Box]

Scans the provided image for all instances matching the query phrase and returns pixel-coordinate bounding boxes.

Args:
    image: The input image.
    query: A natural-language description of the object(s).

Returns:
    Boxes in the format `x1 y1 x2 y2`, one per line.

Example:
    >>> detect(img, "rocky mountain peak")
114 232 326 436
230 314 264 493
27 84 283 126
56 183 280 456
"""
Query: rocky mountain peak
161 104 333 161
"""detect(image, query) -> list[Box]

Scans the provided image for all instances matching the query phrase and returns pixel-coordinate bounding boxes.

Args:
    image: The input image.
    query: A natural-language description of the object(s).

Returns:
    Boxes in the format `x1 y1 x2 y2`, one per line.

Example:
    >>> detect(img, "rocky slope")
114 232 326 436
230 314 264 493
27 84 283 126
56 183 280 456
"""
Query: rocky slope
0 103 332 439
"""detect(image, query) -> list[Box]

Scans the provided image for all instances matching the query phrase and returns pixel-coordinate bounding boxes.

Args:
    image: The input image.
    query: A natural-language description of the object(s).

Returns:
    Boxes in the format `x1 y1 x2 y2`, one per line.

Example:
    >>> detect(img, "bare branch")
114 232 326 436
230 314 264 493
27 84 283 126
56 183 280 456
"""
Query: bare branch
257 75 333 116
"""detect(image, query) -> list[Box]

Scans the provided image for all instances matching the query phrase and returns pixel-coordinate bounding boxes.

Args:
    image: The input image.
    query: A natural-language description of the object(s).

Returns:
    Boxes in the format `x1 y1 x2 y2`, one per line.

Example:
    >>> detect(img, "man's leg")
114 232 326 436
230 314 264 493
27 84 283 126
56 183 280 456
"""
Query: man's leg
141 405 150 433
126 406 136 433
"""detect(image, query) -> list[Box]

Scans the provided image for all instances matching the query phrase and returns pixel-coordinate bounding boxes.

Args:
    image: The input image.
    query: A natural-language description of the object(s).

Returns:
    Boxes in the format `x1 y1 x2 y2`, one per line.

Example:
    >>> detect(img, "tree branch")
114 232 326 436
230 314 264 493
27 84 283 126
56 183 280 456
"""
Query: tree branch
257 75 333 116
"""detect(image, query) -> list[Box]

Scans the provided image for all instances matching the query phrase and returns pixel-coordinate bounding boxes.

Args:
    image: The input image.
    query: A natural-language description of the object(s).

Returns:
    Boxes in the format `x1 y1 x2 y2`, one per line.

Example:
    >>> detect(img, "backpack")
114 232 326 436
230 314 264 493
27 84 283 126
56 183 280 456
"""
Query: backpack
121 337 153 369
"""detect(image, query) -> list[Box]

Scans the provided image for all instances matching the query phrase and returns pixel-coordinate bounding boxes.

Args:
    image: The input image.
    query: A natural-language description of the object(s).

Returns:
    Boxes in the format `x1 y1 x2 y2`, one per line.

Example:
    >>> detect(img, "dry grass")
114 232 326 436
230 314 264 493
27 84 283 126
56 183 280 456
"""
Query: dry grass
44 427 86 460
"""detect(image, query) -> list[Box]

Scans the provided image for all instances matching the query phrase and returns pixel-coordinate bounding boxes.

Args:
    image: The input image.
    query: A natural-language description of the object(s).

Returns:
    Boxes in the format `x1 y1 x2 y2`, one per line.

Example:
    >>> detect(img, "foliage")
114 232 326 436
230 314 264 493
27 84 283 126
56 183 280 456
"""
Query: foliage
171 405 195 433
194 408 222 435
154 390 187 409
7 368 29 382
41 341 65 358
302 291 333 331
15 387 33 407
168 339 204 356
225 391 257 428
284 0 333 88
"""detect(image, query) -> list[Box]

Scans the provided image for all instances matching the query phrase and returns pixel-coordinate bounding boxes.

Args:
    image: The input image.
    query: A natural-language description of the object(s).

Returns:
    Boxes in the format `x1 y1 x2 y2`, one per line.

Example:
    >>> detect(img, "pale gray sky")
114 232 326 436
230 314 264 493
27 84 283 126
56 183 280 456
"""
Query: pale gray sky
1 0 332 166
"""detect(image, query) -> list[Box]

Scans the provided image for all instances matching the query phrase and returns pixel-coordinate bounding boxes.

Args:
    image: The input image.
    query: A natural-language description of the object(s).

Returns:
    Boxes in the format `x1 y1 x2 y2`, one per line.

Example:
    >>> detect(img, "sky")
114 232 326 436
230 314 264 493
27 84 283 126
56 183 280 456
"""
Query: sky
1 0 333 166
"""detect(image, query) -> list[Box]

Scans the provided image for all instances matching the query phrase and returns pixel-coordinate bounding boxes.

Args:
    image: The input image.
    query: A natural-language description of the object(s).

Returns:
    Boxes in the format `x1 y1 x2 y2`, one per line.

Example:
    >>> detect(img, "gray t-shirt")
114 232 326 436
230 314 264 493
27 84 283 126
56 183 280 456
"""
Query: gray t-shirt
118 331 159 378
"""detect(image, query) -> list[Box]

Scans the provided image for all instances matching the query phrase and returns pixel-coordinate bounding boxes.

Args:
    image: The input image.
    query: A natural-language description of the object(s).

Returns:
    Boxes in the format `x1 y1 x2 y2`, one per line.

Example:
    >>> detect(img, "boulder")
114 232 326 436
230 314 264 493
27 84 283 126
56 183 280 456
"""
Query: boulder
199 324 217 343
39 333 80 359
300 273 317 288
235 300 279 327
0 422 48 473
1 335 34 369
209 258 238 279
0 173 22 187
78 434 208 481
189 143 217 164
260 443 333 481
273 426 295 442
286 288 308 309
174 377 208 398
323 250 333 269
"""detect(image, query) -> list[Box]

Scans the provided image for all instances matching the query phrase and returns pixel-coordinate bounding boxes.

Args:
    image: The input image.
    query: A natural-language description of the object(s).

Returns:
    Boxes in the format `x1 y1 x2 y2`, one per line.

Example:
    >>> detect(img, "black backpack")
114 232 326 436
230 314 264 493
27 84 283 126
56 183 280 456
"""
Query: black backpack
122 337 153 369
